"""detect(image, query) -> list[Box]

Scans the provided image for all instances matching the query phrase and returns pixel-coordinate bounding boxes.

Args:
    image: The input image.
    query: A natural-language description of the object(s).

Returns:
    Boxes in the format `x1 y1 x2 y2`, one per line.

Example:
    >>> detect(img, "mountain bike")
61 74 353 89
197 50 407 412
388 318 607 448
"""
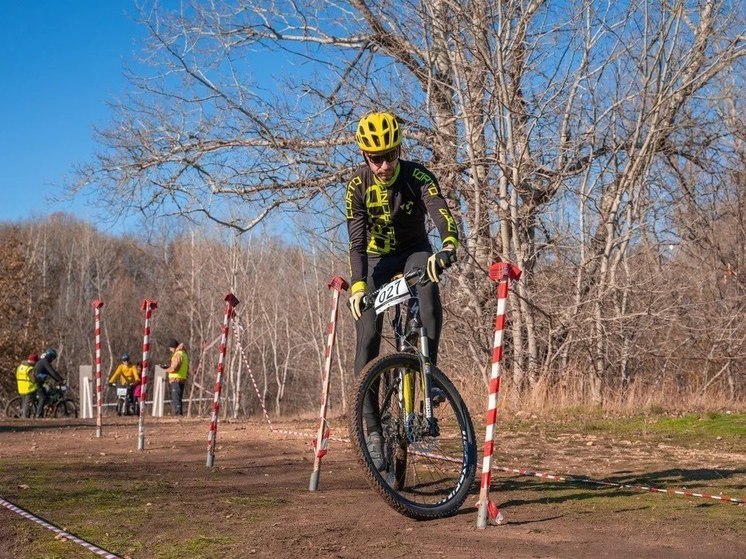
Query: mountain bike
348 265 477 519
5 384 79 418
112 384 138 416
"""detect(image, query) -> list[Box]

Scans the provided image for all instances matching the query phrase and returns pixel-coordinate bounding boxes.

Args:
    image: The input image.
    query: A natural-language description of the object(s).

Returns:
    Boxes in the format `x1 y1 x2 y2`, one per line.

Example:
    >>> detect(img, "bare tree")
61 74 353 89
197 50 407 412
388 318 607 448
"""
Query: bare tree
70 0 745 406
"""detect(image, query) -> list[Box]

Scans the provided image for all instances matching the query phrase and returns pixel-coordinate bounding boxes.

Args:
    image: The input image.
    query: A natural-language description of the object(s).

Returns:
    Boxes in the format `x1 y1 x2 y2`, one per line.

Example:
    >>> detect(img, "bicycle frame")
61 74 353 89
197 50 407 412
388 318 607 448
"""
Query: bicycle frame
375 269 438 436
6 385 76 418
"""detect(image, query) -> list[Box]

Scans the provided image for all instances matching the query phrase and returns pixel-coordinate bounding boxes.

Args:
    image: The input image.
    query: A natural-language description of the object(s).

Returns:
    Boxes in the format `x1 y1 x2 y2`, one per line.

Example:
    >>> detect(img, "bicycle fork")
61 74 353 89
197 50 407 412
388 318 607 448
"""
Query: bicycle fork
394 308 438 438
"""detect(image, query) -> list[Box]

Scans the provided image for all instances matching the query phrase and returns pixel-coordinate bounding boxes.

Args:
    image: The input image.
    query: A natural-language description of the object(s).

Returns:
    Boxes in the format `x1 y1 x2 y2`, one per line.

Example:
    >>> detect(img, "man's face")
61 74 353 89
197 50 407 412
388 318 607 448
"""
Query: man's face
364 147 399 182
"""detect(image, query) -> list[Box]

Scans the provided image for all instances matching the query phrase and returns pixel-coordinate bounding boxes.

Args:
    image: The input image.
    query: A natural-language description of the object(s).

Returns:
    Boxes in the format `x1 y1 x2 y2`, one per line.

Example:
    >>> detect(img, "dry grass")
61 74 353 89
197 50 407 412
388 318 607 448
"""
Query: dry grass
452 366 745 417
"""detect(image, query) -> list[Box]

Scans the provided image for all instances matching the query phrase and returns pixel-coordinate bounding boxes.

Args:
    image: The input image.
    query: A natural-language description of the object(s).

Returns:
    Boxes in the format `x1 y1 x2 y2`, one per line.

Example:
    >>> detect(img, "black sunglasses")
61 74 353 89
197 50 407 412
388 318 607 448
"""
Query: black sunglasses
366 149 399 165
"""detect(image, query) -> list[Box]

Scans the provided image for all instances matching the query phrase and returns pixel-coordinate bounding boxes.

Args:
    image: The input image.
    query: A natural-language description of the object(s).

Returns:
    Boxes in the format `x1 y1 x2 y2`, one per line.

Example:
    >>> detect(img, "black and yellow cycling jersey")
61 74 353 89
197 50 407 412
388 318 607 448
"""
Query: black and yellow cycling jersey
345 159 459 293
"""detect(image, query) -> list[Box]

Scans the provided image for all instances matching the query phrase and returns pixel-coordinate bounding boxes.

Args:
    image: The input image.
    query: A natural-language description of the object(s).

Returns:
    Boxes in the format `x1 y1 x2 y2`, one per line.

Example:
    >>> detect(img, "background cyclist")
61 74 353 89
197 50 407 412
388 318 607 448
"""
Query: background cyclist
108 353 140 411
34 348 64 418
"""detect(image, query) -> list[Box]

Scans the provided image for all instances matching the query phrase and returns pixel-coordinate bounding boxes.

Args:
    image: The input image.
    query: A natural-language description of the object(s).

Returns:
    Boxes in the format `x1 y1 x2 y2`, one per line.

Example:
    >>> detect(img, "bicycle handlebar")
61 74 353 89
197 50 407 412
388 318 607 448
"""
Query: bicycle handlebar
361 266 430 310
350 250 456 313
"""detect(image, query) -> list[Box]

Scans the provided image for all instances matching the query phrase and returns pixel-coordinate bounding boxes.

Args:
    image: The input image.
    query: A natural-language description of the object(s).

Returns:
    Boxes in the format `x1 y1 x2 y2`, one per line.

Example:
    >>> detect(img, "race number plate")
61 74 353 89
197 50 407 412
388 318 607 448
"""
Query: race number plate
374 276 412 314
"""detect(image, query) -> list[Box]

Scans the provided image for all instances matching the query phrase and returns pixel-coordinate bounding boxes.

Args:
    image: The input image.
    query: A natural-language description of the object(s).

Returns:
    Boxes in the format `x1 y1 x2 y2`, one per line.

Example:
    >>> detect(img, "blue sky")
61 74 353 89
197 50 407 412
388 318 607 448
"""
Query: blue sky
0 2 148 229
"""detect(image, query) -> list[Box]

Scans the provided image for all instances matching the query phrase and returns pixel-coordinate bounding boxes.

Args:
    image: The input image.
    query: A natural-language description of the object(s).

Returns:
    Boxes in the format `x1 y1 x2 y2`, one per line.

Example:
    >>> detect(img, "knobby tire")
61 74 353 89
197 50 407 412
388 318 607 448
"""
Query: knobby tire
349 352 476 520
53 399 78 418
4 396 24 418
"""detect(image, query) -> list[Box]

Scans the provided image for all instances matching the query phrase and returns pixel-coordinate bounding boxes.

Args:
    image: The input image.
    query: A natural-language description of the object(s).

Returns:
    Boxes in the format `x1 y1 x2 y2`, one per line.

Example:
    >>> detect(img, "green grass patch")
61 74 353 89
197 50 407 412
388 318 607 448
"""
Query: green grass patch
652 412 745 438
153 534 235 559
3 473 158 517
222 495 288 522
584 412 745 441
512 411 746 448
508 477 745 527
224 495 287 507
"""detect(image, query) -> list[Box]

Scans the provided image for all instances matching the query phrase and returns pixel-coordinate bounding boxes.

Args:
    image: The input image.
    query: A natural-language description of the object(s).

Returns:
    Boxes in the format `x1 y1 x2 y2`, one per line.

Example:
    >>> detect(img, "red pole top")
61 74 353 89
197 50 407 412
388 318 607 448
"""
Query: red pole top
224 293 240 307
140 299 159 311
91 299 104 309
328 276 350 292
489 262 522 282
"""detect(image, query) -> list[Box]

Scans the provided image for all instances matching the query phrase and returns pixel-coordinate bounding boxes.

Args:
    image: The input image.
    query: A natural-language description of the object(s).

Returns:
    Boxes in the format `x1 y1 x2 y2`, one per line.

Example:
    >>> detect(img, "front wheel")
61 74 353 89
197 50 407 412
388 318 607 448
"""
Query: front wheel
349 352 476 520
130 398 140 416
53 399 78 418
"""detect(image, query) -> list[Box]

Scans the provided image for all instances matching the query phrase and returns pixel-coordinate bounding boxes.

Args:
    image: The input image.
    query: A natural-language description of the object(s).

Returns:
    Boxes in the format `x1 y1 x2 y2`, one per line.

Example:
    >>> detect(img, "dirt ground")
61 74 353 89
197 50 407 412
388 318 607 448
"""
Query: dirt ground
0 414 743 559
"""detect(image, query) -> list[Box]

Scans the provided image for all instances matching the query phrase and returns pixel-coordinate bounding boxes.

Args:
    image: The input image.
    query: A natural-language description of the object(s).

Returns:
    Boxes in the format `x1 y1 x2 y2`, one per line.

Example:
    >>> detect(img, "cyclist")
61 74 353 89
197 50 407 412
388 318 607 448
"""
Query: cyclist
107 353 140 413
345 112 460 467
34 348 64 418
15 353 39 418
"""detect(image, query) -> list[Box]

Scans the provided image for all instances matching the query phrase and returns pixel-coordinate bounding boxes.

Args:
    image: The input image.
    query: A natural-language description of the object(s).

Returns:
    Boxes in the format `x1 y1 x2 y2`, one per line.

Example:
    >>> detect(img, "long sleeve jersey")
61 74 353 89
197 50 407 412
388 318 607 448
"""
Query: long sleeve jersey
33 358 63 384
345 160 459 292
108 363 140 385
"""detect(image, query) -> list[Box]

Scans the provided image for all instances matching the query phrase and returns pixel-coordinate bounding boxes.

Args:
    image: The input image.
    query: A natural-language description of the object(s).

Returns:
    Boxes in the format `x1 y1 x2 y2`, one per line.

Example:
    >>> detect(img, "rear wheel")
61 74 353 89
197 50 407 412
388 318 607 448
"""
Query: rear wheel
53 399 78 418
349 352 476 520
4 396 23 418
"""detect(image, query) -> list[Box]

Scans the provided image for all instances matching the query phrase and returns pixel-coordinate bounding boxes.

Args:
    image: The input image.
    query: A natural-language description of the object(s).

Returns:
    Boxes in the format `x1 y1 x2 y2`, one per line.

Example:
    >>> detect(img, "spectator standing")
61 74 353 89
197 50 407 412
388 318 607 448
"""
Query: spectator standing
15 353 39 418
163 339 189 416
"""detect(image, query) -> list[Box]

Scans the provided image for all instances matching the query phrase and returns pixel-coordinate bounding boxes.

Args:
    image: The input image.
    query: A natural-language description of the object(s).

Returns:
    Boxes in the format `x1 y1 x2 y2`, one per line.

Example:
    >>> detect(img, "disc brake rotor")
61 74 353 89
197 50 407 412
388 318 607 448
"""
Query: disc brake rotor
405 412 437 452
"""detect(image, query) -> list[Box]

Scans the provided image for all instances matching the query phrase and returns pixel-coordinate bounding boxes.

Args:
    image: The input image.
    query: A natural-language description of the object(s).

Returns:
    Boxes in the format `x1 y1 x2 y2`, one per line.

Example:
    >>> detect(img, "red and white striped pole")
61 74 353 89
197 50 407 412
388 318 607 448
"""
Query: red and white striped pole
309 275 349 491
92 300 104 438
137 300 158 451
477 261 521 529
207 293 240 467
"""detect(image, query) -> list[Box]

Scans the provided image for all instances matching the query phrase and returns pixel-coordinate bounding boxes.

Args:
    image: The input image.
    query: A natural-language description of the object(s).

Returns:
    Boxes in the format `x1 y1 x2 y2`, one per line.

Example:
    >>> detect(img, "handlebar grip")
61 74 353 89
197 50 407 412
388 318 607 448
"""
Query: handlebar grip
435 248 457 271
346 297 371 310
442 249 457 268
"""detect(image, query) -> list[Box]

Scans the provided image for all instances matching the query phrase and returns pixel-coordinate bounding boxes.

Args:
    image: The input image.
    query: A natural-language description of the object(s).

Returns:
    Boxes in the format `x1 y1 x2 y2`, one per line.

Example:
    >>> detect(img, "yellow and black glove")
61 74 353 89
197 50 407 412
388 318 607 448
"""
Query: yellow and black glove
426 244 457 283
349 291 365 321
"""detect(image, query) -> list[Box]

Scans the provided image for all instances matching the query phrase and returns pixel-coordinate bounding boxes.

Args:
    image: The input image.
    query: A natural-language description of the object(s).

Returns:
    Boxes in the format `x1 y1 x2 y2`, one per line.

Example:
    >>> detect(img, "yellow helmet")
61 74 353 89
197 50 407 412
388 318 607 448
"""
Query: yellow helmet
355 112 402 153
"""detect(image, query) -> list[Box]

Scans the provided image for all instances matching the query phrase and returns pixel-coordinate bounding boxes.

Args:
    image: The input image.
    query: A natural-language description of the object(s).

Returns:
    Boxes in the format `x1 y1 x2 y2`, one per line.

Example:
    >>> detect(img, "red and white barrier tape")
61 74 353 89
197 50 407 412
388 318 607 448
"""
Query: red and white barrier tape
0 496 122 558
412 449 743 506
232 316 349 444
495 465 744 505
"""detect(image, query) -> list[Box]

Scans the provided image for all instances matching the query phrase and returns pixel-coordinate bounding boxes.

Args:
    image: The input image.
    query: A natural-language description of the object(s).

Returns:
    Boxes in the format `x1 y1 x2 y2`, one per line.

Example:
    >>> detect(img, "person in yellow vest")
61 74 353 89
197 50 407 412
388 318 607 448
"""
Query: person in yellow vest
107 354 141 411
15 353 39 418
164 339 189 416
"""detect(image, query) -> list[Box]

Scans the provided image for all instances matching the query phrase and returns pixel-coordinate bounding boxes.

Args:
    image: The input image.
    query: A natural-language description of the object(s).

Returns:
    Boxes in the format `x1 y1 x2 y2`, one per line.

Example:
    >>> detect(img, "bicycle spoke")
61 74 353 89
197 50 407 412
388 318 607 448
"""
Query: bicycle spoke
351 352 476 519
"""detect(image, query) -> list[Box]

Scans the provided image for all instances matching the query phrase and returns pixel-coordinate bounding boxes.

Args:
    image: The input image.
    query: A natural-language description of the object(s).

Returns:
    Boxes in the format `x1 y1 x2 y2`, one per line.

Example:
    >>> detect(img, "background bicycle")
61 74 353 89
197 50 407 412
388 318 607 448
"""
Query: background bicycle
111 383 139 416
5 384 79 418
